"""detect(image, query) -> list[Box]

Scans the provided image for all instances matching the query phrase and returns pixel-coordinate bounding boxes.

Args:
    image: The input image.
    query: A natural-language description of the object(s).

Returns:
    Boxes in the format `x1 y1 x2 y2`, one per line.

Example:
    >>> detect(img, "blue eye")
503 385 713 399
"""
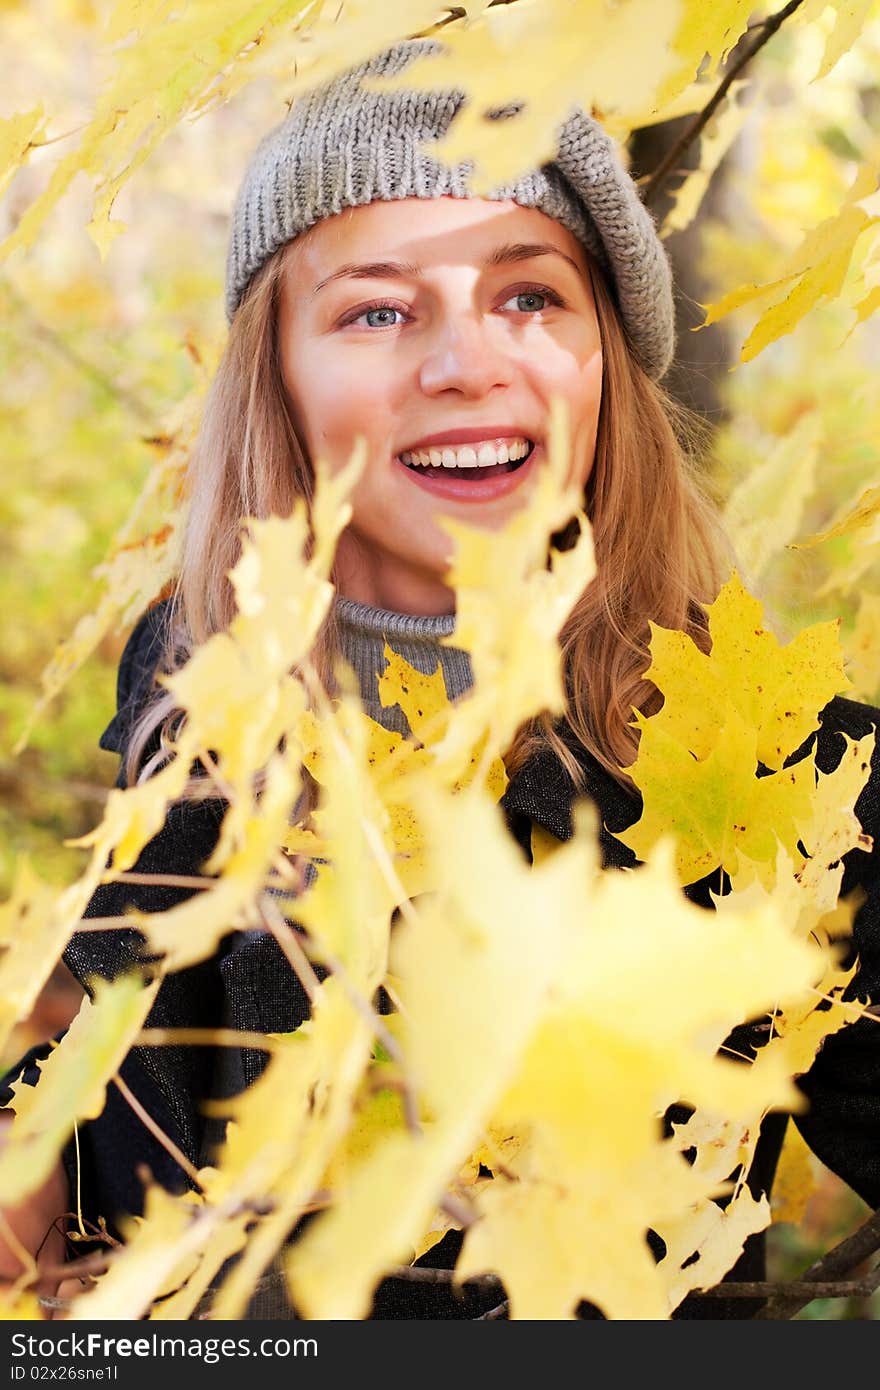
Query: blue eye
346 302 407 329
500 286 563 314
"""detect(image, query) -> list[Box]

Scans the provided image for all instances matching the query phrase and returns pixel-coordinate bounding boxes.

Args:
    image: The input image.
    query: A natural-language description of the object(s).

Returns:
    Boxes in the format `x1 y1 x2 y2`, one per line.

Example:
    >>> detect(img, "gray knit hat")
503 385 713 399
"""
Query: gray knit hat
226 38 674 379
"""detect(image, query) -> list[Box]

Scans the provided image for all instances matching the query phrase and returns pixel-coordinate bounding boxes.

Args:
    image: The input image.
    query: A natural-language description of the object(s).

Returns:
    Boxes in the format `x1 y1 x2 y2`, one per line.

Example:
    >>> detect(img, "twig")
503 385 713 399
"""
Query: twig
381 1261 880 1305
258 894 322 1004
112 1073 204 1191
109 871 214 890
71 915 143 932
703 1273 880 1300
136 1027 298 1051
755 1206 880 1319
385 1264 499 1286
440 1193 476 1231
415 0 525 38
477 1299 509 1319
642 0 807 207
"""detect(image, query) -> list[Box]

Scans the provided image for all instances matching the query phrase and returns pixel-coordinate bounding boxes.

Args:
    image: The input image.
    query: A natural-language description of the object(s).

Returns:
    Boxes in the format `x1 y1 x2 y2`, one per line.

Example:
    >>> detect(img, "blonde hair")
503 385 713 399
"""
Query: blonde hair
125 236 733 799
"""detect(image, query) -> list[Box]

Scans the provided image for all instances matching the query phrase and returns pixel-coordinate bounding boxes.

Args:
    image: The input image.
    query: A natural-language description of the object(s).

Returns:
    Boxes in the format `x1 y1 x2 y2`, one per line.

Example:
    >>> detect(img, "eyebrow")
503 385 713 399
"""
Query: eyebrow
311 241 583 295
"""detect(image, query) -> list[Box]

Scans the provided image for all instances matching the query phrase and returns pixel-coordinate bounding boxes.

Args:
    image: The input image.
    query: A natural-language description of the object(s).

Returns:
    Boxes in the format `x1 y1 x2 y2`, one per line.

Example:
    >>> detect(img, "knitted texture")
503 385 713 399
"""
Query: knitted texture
225 37 675 379
334 592 473 739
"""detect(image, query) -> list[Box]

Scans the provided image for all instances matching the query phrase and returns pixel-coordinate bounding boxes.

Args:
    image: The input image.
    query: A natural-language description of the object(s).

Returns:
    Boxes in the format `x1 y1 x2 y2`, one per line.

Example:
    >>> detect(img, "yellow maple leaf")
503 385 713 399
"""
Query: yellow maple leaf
640 571 850 771
367 0 682 193
655 1188 770 1309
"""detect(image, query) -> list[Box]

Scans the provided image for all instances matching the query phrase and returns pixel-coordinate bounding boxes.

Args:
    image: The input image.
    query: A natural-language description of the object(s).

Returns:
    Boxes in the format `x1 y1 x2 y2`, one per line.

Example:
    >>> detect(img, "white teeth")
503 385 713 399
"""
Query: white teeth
399 437 533 468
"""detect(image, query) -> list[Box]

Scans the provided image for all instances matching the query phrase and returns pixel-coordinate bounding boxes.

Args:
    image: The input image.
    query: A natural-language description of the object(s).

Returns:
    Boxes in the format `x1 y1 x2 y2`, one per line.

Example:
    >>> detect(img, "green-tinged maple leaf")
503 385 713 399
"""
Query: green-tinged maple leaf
618 712 816 885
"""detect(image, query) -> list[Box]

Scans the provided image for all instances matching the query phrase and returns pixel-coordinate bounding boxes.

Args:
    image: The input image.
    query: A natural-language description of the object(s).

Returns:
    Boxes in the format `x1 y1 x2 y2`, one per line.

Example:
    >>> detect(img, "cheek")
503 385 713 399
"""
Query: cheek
295 361 399 460
535 342 602 441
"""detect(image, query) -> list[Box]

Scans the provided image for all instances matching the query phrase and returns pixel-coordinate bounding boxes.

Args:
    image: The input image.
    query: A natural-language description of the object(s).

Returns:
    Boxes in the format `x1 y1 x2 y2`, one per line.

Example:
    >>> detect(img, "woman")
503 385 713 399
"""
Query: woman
3 37 879 1320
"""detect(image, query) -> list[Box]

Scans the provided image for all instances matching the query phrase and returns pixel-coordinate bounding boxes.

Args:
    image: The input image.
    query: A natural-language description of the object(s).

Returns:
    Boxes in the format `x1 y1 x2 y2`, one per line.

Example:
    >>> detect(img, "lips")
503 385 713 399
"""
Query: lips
396 427 539 452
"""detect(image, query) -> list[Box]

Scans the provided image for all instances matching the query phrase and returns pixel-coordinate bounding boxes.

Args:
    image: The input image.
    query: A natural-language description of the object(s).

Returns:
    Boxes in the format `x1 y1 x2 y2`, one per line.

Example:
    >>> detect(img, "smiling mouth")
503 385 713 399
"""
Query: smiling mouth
399 441 536 480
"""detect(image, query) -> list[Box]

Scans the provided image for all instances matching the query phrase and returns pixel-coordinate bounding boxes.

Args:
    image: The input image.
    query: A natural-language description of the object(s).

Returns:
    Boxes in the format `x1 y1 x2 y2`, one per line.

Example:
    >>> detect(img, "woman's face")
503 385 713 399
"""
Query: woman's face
278 196 603 615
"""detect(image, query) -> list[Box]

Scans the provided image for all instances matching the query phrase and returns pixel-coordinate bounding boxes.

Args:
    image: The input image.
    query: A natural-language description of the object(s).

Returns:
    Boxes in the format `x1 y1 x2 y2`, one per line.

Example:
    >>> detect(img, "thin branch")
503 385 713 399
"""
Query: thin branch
136 1026 296 1051
440 1193 476 1231
477 1300 509 1319
112 1073 204 1191
109 871 214 891
258 893 322 1004
72 915 144 932
382 1260 880 1305
703 1272 880 1300
755 1206 880 1319
642 0 808 208
386 1264 499 1286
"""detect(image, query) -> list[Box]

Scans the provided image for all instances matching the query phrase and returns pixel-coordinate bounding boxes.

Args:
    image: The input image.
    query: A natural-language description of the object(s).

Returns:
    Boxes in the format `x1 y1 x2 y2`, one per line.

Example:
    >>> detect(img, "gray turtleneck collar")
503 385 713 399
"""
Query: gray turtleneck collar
332 593 474 737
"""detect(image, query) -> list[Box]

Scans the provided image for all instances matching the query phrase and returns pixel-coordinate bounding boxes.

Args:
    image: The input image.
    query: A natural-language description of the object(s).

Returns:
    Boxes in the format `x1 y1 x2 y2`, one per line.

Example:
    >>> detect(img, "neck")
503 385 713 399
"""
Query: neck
333 533 455 617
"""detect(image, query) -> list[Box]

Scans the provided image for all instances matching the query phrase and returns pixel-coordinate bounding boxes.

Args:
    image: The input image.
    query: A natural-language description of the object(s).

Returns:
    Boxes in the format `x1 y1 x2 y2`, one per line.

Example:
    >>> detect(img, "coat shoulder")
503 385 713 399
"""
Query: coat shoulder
815 693 880 758
99 599 174 762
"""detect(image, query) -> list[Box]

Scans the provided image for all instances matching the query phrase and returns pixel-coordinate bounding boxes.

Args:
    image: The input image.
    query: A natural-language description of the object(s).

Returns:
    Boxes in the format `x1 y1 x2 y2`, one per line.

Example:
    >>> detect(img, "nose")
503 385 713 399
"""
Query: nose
418 314 515 398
